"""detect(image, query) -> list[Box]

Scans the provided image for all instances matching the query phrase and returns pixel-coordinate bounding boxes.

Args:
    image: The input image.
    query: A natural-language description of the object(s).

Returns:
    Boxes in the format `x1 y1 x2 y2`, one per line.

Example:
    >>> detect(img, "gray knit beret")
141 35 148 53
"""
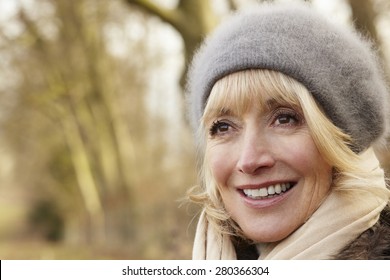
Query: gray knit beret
186 3 389 152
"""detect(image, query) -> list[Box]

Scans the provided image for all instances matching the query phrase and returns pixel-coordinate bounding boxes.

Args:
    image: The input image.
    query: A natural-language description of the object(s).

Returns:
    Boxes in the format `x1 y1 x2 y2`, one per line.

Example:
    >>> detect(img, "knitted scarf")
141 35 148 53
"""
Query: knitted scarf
192 149 389 259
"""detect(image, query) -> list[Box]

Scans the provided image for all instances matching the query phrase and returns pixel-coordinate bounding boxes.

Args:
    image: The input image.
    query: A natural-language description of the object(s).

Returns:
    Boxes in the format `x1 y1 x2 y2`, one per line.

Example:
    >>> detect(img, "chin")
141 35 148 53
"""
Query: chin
239 223 294 243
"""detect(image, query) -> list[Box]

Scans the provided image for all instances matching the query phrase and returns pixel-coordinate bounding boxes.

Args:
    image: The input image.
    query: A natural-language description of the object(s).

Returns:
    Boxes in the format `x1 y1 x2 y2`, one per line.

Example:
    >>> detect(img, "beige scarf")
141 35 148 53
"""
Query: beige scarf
192 148 389 259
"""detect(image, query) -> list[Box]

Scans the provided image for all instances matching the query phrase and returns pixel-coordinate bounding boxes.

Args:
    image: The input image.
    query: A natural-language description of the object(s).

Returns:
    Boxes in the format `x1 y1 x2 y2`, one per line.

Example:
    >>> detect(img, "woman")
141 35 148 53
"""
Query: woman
186 2 390 259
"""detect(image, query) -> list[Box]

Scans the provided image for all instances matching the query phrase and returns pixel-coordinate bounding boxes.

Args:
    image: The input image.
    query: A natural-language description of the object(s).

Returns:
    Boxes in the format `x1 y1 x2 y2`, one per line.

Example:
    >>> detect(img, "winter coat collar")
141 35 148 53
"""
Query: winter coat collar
334 205 390 260
233 206 390 260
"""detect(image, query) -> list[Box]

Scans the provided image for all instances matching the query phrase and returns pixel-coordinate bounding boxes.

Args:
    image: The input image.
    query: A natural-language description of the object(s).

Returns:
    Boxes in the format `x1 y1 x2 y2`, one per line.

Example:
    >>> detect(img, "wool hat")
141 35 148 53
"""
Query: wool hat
186 3 389 152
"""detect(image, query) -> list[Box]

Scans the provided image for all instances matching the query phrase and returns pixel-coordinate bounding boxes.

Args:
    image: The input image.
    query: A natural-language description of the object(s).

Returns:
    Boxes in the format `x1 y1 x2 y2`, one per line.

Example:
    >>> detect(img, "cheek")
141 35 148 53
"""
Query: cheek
287 134 327 169
290 137 333 192
207 146 236 186
275 132 332 197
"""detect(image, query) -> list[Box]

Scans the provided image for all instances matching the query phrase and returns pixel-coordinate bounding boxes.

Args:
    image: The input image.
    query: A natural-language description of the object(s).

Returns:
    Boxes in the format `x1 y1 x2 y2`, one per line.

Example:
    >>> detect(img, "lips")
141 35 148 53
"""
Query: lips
241 182 295 200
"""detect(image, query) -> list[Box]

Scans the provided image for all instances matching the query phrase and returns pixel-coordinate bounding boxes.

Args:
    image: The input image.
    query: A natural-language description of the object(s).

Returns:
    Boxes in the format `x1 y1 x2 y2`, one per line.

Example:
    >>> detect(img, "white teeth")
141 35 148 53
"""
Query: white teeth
267 185 275 195
243 183 293 199
258 188 268 197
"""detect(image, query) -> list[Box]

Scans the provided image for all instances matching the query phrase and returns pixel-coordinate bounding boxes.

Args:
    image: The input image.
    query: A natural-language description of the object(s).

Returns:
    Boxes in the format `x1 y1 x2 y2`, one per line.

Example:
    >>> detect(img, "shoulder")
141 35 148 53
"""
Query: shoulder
335 205 390 259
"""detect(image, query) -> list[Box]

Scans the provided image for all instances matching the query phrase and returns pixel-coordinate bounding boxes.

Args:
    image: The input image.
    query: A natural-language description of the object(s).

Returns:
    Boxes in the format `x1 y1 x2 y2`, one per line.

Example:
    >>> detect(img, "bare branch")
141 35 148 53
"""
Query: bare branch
18 8 46 50
124 0 181 29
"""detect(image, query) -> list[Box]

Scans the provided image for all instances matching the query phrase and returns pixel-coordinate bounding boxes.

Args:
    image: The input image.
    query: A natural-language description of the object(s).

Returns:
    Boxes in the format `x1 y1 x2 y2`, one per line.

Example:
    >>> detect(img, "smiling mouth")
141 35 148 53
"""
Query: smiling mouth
241 182 296 200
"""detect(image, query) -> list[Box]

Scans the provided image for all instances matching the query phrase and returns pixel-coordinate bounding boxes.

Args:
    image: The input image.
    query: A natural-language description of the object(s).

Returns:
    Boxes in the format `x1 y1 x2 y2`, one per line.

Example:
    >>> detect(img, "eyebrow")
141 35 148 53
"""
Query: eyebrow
265 98 282 109
206 99 278 119
203 107 235 124
265 98 300 112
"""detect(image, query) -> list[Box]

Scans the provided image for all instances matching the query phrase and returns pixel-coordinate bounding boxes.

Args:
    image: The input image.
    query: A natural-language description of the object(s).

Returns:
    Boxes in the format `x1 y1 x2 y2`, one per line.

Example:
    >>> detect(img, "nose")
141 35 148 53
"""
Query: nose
236 130 275 175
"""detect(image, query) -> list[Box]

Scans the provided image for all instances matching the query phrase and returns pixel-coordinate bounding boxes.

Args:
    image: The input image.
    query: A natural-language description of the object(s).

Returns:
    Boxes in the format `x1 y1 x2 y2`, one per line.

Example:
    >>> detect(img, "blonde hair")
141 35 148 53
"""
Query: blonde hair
189 69 389 239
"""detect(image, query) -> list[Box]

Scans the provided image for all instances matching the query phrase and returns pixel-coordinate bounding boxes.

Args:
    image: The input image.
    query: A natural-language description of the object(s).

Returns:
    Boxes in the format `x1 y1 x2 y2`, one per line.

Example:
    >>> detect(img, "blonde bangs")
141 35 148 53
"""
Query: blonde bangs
202 70 303 126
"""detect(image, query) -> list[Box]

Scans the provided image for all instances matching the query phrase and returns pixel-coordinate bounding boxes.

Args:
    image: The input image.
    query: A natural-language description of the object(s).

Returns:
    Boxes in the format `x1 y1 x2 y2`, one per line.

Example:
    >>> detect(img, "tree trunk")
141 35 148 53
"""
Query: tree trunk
124 0 219 87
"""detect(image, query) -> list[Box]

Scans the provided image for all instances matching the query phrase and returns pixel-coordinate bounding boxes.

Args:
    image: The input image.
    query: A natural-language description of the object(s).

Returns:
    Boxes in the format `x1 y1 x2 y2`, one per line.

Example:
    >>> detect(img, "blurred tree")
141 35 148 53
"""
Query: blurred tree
0 0 199 259
124 0 219 86
0 0 181 249
349 0 379 44
28 200 64 242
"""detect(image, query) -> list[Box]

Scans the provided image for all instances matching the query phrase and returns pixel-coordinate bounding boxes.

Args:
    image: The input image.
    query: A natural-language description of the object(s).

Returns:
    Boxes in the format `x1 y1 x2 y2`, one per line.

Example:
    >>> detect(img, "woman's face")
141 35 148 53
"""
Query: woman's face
206 100 333 243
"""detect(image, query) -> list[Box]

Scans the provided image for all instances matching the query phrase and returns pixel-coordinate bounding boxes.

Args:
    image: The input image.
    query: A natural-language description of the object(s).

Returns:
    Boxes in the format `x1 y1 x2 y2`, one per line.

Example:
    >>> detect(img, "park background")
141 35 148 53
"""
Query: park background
0 0 390 259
